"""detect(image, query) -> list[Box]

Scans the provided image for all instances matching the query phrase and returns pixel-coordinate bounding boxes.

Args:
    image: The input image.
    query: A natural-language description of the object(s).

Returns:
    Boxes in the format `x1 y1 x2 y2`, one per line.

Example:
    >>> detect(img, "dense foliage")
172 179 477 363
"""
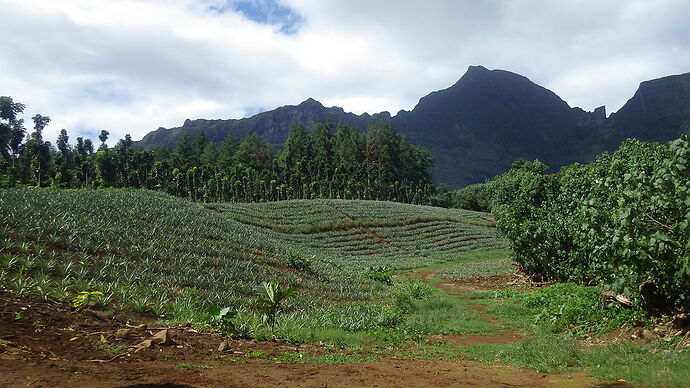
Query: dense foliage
0 96 436 204
454 137 690 307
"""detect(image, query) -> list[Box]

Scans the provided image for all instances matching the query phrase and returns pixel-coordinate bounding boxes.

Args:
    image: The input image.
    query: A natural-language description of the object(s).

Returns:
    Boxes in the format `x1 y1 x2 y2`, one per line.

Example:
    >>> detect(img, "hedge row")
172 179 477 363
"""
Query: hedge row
455 136 690 307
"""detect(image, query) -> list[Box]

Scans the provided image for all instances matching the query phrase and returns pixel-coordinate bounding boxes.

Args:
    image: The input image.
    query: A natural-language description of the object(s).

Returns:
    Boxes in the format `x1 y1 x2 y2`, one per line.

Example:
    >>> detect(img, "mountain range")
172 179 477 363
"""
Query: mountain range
138 66 690 187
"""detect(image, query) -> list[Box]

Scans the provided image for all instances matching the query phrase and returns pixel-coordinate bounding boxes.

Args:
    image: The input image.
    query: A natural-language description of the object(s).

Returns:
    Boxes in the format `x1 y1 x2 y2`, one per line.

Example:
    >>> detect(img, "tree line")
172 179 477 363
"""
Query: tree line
0 96 441 204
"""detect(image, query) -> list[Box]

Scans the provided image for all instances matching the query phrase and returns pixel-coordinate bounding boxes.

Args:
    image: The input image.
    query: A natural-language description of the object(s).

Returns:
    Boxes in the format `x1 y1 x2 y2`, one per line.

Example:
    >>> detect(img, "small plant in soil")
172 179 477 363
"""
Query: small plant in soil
72 291 103 309
207 305 238 334
255 282 296 336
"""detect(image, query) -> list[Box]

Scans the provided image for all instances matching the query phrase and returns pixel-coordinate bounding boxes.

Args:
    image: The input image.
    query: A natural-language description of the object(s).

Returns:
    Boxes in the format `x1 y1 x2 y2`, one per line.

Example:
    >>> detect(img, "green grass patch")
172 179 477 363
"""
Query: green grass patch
520 283 644 335
469 282 645 335
94 342 129 354
401 290 494 335
175 363 214 369
459 281 688 387
463 332 690 387
394 249 512 275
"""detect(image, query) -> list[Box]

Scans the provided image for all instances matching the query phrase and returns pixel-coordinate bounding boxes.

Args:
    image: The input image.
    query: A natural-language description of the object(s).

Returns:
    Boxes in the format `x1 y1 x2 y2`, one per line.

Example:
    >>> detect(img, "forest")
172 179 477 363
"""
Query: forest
0 96 439 204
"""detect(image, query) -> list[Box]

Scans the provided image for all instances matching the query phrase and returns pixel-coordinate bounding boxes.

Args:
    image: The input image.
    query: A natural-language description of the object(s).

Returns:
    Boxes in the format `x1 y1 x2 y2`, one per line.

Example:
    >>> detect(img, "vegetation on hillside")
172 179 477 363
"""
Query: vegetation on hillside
0 188 504 339
453 136 690 308
0 96 442 204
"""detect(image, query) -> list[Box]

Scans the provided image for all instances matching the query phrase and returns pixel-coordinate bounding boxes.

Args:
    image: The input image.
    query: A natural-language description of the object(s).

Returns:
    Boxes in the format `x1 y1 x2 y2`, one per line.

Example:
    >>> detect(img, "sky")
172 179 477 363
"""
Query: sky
1 0 690 144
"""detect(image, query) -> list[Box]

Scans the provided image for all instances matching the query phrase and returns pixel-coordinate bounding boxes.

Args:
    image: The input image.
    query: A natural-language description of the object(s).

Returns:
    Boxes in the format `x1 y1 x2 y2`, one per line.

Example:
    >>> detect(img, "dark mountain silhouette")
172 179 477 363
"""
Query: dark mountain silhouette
137 66 690 187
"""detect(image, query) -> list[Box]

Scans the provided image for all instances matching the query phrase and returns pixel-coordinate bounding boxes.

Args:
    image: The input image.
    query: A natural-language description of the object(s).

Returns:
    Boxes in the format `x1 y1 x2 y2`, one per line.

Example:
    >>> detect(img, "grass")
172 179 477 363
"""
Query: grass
175 363 214 369
463 332 690 387
94 342 129 354
459 282 690 387
436 258 516 279
474 283 647 335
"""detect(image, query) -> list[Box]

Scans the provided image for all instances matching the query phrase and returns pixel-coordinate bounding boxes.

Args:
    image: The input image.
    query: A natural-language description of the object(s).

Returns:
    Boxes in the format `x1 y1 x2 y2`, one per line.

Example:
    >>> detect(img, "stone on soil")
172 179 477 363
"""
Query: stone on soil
152 329 175 345
115 328 131 339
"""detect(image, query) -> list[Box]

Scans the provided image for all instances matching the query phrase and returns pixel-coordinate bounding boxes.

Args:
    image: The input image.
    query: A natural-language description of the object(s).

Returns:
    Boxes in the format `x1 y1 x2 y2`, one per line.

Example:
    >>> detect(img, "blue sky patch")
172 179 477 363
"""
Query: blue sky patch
243 106 268 117
80 80 133 105
209 0 303 35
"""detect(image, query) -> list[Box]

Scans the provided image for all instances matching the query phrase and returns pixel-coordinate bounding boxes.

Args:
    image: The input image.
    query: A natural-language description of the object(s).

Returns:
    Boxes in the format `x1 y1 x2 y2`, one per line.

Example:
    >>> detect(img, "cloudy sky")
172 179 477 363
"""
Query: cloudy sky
1 0 689 143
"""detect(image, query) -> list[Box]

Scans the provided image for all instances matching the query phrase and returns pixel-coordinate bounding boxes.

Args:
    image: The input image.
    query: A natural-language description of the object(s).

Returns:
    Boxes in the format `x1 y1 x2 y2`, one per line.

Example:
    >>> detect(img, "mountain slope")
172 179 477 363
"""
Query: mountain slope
604 73 690 143
390 65 605 185
137 67 690 187
140 98 389 149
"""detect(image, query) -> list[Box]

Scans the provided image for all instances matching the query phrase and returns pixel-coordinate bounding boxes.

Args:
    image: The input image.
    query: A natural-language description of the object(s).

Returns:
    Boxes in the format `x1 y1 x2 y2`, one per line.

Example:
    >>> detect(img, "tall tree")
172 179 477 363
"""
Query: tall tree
0 97 26 167
280 124 311 167
216 133 235 170
98 130 110 150
234 133 273 171
171 133 196 172
26 114 52 187
54 129 75 187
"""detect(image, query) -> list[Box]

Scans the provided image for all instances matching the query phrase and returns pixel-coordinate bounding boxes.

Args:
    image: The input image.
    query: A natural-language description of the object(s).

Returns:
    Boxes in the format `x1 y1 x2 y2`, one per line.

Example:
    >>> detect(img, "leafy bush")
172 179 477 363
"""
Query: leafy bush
284 253 312 272
207 305 238 334
465 136 690 308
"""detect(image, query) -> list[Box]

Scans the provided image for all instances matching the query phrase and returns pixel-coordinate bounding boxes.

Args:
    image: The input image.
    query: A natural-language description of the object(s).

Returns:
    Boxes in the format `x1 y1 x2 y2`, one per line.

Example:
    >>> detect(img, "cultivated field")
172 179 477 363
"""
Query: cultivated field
0 188 505 331
1 188 687 387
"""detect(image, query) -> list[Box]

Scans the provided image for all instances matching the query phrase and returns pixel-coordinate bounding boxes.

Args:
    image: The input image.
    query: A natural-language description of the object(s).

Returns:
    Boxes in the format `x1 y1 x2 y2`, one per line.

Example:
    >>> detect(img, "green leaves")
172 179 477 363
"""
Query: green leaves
207 305 237 334
254 282 296 334
481 135 690 308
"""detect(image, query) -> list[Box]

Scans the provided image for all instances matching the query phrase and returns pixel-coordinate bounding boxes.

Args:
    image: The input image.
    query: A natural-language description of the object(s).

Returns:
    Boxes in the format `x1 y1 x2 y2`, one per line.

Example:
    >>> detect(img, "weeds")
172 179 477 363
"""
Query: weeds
175 363 213 369
363 266 393 285
207 306 238 335
284 253 312 272
94 342 129 354
72 291 103 309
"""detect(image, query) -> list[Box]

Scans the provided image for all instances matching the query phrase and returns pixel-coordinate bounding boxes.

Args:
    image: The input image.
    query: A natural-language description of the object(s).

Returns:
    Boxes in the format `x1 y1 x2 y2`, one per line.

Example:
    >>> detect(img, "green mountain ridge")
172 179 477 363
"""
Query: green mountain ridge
138 66 690 187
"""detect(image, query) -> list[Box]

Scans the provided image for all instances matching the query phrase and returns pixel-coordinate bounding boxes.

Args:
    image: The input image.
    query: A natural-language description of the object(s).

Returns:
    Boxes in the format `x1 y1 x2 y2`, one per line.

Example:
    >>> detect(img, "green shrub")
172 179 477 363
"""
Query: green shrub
363 266 393 285
255 282 296 335
284 253 312 272
467 136 690 308
393 279 432 313
207 305 238 334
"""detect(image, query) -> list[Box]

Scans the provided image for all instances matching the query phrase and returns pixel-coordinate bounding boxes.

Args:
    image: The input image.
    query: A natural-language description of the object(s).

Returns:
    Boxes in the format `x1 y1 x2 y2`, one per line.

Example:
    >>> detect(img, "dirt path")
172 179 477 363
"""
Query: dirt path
408 267 523 346
0 267 625 388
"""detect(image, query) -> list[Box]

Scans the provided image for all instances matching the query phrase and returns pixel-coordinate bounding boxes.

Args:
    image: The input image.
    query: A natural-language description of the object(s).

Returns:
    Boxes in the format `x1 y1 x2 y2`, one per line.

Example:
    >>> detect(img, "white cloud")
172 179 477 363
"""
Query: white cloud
0 0 689 144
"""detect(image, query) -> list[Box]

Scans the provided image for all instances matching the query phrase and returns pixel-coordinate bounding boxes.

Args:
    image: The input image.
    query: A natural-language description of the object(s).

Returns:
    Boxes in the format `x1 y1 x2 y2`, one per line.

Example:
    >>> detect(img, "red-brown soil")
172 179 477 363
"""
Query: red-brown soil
0 270 627 387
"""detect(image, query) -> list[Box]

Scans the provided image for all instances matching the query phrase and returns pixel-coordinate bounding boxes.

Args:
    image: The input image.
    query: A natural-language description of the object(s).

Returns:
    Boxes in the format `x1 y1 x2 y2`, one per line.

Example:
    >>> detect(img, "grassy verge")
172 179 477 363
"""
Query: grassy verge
232 278 497 351
462 282 689 387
